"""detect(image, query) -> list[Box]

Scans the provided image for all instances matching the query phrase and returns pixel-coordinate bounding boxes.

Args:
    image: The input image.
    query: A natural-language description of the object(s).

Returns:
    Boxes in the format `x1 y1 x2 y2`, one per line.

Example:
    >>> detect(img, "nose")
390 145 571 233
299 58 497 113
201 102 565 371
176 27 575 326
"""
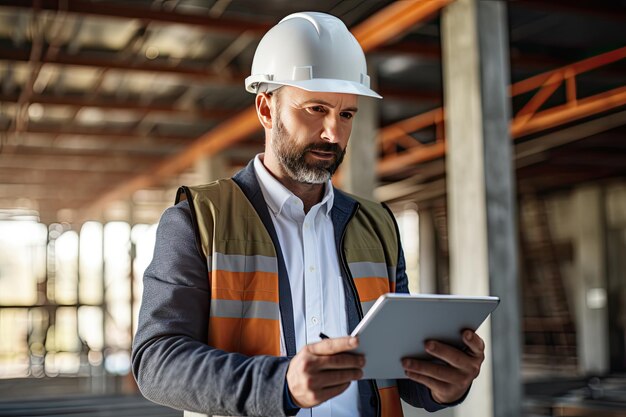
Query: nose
321 115 341 143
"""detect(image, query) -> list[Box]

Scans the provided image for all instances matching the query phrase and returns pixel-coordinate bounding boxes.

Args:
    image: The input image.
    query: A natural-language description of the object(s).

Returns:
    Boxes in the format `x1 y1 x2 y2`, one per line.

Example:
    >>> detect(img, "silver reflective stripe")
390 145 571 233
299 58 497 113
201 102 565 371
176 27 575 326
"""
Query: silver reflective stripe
208 253 278 273
376 379 397 389
388 266 397 283
349 261 388 279
210 299 279 320
361 300 377 315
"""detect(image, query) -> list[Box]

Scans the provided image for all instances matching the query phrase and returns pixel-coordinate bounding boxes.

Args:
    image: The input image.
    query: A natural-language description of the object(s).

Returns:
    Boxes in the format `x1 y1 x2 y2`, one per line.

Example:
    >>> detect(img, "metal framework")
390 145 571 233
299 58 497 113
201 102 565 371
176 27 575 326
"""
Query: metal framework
82 0 456 218
377 46 626 177
0 0 273 34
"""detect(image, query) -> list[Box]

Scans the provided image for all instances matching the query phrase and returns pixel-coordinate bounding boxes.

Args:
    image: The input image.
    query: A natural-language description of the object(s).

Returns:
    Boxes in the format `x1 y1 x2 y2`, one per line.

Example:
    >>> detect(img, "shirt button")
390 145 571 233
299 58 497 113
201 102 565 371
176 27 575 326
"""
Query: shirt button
311 316 319 325
309 266 315 272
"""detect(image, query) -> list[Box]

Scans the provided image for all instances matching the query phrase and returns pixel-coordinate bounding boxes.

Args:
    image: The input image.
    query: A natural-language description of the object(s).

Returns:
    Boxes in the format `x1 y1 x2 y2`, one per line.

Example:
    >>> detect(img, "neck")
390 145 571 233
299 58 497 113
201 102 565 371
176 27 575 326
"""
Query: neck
280 176 326 213
260 154 326 213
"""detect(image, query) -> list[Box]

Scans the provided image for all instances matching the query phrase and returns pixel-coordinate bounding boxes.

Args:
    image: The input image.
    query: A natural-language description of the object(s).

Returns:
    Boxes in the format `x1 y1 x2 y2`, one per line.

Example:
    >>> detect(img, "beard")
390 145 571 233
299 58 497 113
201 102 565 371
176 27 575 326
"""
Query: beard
271 114 346 184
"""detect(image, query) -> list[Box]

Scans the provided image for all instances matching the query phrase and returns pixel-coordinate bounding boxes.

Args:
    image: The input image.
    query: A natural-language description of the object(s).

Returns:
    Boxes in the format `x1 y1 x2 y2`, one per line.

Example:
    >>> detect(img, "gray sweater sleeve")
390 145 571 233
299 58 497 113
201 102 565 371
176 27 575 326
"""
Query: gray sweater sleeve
131 201 291 416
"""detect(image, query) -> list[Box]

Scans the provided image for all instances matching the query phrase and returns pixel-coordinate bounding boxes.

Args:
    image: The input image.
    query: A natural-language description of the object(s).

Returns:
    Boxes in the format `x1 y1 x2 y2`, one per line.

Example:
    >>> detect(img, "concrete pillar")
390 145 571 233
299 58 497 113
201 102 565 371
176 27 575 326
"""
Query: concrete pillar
195 154 227 183
342 62 378 200
572 185 610 374
441 1 521 417
418 207 437 294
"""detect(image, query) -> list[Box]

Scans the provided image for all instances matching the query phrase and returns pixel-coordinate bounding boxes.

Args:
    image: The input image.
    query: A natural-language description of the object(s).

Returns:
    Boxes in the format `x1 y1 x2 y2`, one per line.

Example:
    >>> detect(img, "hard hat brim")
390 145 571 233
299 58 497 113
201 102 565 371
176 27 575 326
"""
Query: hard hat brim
258 79 382 99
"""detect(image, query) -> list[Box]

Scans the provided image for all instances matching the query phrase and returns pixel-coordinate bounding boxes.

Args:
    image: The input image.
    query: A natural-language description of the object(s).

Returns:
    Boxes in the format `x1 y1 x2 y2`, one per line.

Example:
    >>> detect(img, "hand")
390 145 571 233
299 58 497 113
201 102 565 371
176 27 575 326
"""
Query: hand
402 330 485 404
286 336 365 408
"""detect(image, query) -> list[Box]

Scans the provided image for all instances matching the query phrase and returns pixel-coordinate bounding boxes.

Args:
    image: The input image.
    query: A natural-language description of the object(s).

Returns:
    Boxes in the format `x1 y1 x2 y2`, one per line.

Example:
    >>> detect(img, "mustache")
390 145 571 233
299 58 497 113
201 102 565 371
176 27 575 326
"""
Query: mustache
304 142 343 155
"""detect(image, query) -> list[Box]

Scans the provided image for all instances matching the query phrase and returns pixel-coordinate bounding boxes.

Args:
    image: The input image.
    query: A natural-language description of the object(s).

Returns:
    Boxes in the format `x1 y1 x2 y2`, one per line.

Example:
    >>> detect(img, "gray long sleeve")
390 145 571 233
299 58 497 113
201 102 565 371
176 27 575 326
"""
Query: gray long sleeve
131 202 291 416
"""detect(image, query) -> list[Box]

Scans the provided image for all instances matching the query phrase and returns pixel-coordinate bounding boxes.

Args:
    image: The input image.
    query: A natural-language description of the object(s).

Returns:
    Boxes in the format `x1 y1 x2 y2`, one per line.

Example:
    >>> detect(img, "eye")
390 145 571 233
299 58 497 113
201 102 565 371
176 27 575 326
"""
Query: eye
340 112 354 120
310 105 326 113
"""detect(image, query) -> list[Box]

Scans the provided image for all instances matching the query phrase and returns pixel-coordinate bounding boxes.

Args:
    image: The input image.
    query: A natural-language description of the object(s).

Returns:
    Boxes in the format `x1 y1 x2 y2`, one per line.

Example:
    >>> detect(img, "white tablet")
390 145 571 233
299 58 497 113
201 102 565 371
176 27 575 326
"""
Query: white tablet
350 293 500 379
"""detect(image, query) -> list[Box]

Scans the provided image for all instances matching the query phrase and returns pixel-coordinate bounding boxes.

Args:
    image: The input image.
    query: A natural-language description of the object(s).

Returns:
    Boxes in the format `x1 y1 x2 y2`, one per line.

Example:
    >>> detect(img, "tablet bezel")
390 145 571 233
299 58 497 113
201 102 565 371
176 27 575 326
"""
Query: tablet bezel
350 293 500 380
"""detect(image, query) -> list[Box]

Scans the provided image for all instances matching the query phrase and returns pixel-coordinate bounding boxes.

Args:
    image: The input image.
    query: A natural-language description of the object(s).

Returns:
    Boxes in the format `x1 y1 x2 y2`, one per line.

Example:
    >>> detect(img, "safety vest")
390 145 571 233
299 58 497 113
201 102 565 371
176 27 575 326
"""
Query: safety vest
177 179 403 417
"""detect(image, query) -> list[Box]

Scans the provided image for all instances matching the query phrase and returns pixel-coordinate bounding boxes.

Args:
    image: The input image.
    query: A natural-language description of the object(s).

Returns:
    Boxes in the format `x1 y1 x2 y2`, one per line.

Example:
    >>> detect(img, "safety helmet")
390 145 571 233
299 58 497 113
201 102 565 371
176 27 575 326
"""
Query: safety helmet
245 12 381 99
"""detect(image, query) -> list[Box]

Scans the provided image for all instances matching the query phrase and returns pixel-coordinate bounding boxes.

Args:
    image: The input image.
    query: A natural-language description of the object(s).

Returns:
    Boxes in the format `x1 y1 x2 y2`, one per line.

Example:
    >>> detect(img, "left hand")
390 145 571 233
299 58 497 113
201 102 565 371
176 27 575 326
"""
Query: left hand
402 330 485 404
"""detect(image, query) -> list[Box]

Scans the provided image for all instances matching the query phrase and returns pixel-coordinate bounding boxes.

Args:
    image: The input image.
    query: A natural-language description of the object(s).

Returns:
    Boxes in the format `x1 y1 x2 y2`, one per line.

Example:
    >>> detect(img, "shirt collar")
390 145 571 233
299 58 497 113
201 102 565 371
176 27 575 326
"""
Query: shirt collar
253 154 334 217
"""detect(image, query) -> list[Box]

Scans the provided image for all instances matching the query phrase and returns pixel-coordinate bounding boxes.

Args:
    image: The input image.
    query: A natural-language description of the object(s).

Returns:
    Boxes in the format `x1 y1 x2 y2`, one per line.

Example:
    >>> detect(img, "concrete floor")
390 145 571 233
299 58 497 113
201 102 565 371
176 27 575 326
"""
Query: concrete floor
1 375 625 417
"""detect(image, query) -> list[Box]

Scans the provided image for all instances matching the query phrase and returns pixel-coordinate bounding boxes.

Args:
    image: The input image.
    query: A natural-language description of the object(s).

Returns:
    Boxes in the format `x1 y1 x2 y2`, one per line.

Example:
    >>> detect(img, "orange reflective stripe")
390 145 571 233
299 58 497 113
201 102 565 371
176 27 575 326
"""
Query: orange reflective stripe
213 270 278 292
353 277 391 302
379 386 403 417
208 317 280 356
240 318 280 356
212 287 279 303
208 317 242 353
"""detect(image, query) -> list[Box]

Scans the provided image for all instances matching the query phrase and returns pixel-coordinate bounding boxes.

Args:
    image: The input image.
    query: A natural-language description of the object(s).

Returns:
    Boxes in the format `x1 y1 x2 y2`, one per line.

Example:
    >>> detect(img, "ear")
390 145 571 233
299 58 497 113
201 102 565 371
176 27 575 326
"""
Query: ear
255 93 273 130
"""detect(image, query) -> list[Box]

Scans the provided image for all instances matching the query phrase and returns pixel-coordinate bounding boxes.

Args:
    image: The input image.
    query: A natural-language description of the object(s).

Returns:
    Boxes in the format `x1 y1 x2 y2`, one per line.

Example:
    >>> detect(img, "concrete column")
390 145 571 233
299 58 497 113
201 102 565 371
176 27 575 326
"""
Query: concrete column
572 185 610 374
418 207 437 294
442 1 521 417
195 154 227 183
342 61 378 200
343 96 378 199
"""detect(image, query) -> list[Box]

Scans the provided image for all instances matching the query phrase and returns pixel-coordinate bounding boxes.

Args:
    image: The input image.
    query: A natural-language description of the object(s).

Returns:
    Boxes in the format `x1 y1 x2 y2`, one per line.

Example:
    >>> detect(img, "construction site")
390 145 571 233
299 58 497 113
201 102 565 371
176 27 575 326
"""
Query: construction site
0 1 625 416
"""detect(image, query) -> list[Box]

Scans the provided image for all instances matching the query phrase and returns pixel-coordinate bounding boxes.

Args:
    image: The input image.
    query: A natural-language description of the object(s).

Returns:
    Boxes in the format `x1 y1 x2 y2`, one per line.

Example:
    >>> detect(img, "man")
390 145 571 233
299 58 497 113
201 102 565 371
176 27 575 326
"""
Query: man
132 12 485 417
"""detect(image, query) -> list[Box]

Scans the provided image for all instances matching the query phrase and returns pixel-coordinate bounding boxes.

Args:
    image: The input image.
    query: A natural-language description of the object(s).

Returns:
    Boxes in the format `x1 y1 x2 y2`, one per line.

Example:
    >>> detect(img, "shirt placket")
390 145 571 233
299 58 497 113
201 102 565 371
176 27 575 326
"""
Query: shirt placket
302 206 330 417
303 205 321 343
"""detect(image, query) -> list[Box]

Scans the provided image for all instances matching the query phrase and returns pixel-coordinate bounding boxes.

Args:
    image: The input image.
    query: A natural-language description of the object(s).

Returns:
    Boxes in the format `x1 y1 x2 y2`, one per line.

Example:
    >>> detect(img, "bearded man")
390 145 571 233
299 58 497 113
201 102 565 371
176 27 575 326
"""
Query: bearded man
132 12 485 417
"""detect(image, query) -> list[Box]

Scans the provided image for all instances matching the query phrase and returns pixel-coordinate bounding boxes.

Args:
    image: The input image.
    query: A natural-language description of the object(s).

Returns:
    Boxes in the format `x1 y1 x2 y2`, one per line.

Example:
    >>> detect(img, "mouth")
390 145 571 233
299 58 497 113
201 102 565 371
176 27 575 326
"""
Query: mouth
308 149 336 160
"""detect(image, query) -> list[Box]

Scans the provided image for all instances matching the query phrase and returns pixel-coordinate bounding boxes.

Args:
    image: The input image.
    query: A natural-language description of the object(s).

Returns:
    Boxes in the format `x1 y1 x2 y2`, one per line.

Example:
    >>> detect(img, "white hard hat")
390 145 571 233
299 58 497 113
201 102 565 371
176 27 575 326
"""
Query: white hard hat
245 12 381 99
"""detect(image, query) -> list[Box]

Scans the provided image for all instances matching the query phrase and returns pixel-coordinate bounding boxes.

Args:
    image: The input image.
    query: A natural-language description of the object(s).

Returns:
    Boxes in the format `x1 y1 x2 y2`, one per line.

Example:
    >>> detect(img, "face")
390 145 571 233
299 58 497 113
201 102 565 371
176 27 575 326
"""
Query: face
268 87 358 184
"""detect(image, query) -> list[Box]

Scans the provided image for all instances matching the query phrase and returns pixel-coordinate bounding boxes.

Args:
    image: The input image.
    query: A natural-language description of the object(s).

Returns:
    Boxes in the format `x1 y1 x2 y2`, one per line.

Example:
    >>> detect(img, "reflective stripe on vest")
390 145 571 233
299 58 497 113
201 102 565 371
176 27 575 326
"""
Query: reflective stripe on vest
178 181 403 417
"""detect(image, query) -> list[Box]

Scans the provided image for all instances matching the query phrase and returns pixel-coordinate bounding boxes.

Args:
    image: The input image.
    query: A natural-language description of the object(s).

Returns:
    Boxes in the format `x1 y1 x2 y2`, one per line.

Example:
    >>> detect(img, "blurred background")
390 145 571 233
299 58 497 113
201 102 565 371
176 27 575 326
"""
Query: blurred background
0 0 625 416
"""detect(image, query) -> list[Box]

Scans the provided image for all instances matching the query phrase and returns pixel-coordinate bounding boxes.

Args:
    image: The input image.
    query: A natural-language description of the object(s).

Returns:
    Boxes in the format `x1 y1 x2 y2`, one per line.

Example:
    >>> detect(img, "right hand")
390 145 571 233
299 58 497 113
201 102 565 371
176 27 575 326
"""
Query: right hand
286 336 365 408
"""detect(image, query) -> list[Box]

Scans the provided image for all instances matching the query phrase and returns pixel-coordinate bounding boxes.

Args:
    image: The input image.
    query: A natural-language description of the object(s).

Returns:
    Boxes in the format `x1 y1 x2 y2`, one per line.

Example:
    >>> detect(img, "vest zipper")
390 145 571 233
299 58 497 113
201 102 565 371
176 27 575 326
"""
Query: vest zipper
339 202 382 417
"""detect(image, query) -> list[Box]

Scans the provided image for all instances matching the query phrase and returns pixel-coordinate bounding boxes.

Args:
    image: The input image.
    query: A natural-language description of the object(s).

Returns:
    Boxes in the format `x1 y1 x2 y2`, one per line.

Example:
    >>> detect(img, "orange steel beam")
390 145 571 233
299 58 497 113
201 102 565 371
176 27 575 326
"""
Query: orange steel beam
514 72 563 124
510 46 626 96
82 0 453 218
352 0 455 52
511 86 626 137
380 108 443 147
378 141 447 176
84 106 260 217
377 46 626 176
377 85 626 177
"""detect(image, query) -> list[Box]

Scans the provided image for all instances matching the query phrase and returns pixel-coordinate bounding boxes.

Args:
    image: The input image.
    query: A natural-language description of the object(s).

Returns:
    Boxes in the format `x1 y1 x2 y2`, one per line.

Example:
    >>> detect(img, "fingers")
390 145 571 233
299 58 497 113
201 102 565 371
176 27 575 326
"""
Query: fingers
315 369 363 390
401 332 486 405
462 330 485 357
404 371 450 395
307 336 359 355
287 339 363 409
402 359 461 384
418 341 482 380
423 341 468 369
420 331 485 371
318 352 365 370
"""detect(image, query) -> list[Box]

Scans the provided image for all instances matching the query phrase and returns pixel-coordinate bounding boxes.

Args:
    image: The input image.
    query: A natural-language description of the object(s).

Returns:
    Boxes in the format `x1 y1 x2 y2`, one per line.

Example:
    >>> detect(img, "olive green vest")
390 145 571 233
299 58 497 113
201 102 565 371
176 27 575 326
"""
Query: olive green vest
178 180 403 417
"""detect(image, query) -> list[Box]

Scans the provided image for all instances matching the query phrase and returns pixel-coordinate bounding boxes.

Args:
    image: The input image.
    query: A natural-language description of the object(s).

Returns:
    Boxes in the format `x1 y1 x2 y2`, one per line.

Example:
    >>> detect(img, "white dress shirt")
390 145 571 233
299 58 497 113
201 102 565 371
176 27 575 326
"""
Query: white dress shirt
253 155 360 417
